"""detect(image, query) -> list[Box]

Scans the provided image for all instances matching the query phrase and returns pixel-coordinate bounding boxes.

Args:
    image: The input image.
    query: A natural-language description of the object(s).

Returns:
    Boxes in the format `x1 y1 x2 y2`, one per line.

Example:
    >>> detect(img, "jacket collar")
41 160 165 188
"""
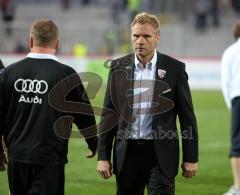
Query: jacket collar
27 53 59 61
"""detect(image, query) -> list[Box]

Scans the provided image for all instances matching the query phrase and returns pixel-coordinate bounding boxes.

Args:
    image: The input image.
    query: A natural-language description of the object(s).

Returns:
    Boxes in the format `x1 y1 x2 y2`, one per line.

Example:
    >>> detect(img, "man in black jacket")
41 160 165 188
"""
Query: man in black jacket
0 59 4 72
0 20 98 195
97 12 198 195
0 58 6 172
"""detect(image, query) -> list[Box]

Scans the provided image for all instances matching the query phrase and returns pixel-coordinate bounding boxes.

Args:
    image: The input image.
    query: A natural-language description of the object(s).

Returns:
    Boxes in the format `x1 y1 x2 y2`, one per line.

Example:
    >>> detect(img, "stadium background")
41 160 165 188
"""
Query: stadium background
0 0 239 194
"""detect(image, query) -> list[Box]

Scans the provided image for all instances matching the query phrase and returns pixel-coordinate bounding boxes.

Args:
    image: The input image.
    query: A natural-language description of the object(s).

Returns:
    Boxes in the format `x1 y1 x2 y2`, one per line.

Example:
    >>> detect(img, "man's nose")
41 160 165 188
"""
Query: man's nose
136 36 145 44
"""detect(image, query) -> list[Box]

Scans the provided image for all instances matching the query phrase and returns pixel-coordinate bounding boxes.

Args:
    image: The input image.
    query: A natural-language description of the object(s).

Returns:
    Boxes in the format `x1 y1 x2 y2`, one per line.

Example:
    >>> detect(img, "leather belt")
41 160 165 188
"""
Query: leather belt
128 139 154 145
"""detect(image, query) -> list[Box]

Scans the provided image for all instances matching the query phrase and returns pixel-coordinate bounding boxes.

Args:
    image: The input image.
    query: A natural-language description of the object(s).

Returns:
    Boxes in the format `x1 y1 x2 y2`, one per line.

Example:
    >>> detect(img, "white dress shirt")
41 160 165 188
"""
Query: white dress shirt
129 50 157 139
221 38 240 110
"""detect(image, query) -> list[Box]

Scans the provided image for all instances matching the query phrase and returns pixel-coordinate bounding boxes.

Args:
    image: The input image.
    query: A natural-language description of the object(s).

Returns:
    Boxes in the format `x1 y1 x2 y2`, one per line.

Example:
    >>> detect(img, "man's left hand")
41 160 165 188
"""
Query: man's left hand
181 162 197 179
86 149 96 158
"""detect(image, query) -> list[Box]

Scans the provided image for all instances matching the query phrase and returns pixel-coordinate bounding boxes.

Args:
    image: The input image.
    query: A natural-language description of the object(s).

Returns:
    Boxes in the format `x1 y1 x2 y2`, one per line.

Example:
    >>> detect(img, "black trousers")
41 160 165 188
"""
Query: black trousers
230 97 240 157
7 161 65 195
116 140 175 195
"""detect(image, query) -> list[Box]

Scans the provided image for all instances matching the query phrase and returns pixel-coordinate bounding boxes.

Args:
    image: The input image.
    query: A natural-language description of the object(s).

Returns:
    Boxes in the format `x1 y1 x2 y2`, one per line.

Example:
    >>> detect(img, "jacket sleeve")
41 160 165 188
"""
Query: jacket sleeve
176 63 198 163
66 71 98 153
97 63 118 161
0 70 5 153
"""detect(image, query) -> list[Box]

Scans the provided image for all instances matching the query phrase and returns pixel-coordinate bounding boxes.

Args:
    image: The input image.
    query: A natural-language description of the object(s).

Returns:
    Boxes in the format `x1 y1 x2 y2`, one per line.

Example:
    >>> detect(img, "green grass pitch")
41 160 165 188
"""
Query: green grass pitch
0 90 233 195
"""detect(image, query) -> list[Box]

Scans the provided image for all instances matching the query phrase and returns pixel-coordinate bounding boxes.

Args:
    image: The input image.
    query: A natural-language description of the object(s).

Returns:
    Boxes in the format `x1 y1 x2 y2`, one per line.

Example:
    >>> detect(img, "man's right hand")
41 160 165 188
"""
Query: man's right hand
0 153 7 172
97 160 112 179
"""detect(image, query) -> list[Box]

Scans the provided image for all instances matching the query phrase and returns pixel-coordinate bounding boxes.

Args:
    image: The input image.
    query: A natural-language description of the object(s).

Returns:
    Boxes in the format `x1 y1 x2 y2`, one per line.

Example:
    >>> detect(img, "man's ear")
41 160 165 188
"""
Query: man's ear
156 34 160 42
155 34 160 47
28 37 33 49
55 39 60 50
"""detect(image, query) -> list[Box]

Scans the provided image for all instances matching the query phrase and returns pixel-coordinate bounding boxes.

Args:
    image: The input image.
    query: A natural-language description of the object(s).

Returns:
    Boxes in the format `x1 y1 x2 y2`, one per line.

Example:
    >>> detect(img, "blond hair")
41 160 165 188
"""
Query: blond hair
131 12 160 34
30 20 59 48
233 20 240 40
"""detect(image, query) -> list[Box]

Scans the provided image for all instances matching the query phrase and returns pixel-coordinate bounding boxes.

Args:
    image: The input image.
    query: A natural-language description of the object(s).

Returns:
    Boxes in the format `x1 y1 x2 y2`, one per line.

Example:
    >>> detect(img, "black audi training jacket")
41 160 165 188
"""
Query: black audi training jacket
0 56 98 165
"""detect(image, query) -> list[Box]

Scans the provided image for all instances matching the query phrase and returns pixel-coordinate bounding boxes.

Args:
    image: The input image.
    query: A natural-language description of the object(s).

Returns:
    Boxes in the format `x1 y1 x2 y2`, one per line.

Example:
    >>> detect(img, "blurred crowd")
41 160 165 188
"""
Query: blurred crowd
193 0 240 32
0 0 14 35
0 0 240 55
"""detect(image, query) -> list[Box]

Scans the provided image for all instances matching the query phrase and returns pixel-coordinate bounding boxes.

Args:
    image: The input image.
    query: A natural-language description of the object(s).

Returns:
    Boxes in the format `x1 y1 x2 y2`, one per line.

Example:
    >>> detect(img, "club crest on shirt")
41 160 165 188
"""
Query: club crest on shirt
158 69 166 79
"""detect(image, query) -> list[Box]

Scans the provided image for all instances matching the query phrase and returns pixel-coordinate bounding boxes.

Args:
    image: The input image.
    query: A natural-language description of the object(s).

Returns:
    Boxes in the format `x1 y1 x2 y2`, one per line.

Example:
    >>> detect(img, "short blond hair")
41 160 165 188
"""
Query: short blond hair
131 12 160 35
30 20 59 48
233 20 240 40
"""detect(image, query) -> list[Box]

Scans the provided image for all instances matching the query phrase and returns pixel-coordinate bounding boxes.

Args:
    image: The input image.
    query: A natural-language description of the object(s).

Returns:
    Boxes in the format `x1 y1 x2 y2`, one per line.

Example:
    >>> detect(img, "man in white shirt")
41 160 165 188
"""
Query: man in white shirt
221 20 240 195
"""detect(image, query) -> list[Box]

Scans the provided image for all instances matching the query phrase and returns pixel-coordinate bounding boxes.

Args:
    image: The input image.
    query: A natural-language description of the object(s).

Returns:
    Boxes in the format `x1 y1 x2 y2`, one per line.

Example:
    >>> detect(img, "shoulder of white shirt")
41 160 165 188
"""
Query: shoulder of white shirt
224 38 240 54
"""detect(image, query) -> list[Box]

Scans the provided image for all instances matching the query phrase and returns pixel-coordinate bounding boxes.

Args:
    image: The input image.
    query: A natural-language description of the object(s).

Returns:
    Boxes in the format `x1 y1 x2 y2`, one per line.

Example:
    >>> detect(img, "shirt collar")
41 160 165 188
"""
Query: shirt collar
27 52 59 61
135 50 157 71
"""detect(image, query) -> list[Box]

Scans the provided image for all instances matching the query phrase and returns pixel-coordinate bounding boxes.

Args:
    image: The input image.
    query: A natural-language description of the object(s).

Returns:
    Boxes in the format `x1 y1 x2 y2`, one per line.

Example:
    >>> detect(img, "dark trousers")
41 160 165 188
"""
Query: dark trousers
116 140 175 195
230 97 240 157
8 161 65 195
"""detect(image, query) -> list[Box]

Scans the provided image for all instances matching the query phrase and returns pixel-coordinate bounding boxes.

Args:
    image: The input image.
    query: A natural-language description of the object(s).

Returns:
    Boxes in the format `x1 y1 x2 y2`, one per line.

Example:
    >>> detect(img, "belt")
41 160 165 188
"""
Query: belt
127 139 154 145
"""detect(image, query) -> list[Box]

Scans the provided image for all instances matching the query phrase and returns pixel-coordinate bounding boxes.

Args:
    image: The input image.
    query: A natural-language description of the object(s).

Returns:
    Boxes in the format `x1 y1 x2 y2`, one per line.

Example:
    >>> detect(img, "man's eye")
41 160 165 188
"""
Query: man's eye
144 35 150 39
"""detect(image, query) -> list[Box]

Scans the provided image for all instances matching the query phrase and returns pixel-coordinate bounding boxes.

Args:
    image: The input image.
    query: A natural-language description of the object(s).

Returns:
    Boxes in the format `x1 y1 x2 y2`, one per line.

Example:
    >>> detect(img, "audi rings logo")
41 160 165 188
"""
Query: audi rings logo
14 79 48 94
